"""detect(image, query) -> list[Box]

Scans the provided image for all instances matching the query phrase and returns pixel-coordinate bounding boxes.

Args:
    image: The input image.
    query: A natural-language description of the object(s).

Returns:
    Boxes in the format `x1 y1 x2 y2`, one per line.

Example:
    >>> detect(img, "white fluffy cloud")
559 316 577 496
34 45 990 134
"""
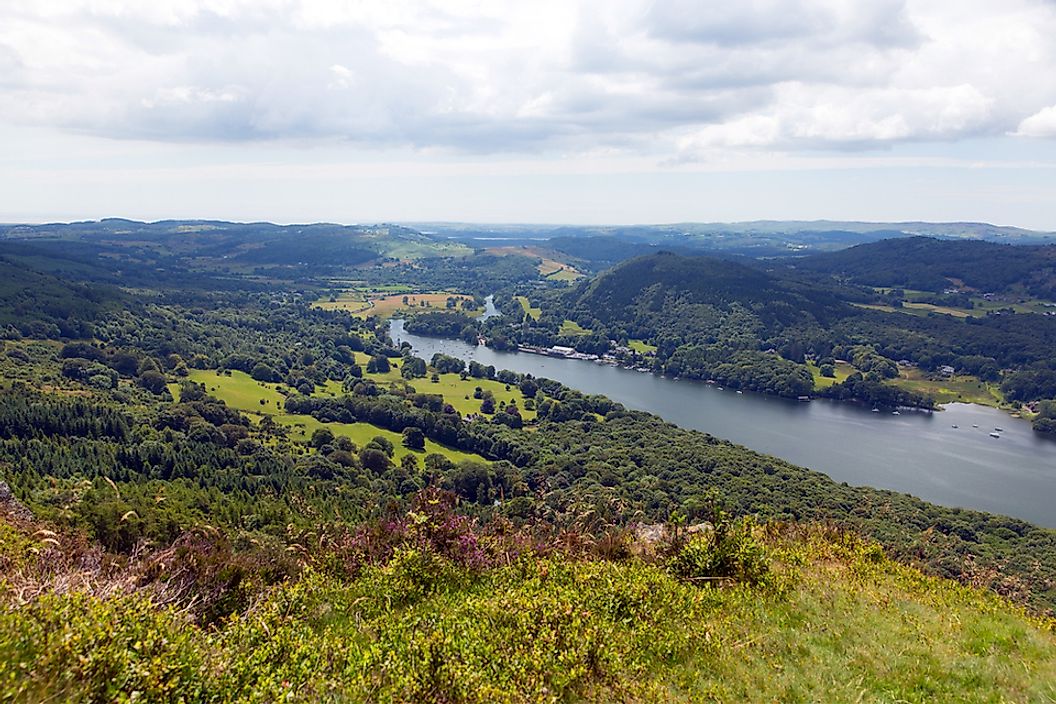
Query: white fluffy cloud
1 0 1055 157
1015 105 1056 138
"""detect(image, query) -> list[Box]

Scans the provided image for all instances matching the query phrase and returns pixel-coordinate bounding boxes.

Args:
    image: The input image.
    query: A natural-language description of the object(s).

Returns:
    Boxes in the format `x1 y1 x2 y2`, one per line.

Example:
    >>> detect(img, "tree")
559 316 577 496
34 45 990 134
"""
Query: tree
138 370 168 395
366 355 390 374
359 447 391 473
401 356 427 379
251 362 281 383
369 435 395 457
310 427 335 449
402 426 426 450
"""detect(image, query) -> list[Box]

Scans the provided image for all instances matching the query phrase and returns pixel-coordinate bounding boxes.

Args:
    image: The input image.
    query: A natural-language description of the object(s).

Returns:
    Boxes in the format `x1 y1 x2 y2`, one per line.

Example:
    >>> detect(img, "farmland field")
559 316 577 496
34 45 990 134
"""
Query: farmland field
487 245 583 280
315 290 473 318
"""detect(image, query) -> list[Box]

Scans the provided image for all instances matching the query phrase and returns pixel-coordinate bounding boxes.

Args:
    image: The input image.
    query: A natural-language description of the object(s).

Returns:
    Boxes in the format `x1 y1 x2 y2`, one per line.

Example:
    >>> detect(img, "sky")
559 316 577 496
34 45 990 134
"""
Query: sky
2 0 1056 230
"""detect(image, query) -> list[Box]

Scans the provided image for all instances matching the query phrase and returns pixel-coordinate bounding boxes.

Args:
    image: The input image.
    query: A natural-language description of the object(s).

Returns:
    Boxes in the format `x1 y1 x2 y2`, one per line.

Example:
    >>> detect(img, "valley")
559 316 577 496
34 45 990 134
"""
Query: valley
4 218 1056 701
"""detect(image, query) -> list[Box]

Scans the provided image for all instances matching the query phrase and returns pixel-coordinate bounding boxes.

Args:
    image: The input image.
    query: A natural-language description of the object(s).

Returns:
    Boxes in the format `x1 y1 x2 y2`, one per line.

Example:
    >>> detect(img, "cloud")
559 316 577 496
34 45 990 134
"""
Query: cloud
0 0 1054 157
1015 105 1056 138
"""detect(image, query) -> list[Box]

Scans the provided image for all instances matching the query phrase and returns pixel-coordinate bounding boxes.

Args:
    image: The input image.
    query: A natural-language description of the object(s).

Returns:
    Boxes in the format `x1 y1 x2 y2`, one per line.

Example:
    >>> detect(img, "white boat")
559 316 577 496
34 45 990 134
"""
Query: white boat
871 408 880 413
892 411 900 415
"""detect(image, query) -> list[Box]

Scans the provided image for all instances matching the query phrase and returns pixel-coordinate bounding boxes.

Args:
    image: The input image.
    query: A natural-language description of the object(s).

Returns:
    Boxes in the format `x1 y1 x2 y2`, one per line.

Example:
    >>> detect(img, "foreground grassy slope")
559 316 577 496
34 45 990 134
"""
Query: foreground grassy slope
2 522 1054 703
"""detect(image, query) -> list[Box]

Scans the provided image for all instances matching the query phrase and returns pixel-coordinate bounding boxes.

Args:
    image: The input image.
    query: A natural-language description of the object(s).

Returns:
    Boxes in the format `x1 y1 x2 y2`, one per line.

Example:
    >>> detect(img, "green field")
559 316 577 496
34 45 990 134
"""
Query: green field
184 370 486 463
892 368 1004 407
271 414 482 464
315 290 471 319
546 268 582 282
313 290 372 314
866 289 1056 319
345 352 537 420
806 361 854 389
186 369 287 410
628 339 657 354
903 302 973 318
515 296 541 321
558 319 591 337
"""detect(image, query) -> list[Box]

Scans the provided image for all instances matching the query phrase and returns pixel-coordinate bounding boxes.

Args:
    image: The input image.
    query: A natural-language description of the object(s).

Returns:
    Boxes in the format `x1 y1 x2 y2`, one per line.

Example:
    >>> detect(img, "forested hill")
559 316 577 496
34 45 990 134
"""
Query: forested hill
0 218 468 268
568 251 851 333
795 236 1056 296
0 256 123 338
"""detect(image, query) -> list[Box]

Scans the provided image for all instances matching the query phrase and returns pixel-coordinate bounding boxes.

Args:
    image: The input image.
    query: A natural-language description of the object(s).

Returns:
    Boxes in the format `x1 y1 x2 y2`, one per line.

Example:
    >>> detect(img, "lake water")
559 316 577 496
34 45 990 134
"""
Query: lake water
391 320 1056 527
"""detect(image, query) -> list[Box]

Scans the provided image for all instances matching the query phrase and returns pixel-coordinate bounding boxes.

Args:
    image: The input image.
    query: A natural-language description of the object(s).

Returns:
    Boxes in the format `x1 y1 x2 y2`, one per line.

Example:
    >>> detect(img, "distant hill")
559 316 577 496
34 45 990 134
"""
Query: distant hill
408 219 1056 260
0 219 469 266
794 236 1056 296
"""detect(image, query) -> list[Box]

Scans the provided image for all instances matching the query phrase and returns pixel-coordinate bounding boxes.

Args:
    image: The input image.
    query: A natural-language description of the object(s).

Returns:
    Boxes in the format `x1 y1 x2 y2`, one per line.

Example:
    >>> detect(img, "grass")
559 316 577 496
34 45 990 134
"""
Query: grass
362 292 473 319
558 319 591 337
183 370 486 464
628 339 657 354
313 290 372 314
271 414 482 464
546 268 582 282
4 527 1055 702
515 296 542 321
863 290 1056 319
903 301 974 318
339 353 537 420
314 290 473 319
186 369 287 411
807 361 855 389
892 368 1004 407
486 246 583 280
381 239 473 260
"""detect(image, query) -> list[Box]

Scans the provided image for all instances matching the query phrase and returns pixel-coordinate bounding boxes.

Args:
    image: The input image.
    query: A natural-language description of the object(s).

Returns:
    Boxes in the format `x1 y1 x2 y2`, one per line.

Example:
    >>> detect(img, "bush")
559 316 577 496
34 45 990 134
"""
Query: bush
668 518 770 587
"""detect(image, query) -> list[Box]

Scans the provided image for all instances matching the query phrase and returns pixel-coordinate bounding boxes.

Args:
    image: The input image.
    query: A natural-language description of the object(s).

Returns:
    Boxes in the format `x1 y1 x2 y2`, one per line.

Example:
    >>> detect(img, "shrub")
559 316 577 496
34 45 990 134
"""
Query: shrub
668 518 770 587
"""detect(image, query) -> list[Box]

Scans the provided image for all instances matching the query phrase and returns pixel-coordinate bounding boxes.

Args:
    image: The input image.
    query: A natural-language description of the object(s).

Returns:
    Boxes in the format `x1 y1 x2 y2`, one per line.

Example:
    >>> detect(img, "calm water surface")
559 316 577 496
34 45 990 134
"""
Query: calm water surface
391 319 1056 527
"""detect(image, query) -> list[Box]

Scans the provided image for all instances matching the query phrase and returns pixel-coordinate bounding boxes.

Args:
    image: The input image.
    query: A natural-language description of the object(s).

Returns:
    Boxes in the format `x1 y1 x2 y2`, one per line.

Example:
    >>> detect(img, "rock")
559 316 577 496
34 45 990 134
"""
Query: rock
0 480 33 522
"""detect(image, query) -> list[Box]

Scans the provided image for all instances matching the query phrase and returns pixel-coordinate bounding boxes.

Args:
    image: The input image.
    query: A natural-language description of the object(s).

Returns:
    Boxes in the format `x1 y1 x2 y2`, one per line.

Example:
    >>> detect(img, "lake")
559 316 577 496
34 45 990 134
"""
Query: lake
391 319 1056 527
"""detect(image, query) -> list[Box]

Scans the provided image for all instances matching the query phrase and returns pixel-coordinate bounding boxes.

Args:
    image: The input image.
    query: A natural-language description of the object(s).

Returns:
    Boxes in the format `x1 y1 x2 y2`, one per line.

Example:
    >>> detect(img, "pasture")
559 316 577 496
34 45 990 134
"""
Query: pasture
182 369 487 463
559 320 591 337
315 290 473 318
515 296 542 321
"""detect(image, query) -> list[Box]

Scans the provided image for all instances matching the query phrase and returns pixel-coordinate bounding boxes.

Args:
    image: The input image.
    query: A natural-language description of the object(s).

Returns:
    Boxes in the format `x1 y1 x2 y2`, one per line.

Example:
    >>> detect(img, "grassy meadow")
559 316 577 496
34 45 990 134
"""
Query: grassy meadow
4 524 1055 703
891 368 1004 407
515 296 542 321
183 353 541 462
486 245 583 281
558 319 591 337
807 360 855 389
315 290 473 318
184 369 488 464
628 339 658 354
